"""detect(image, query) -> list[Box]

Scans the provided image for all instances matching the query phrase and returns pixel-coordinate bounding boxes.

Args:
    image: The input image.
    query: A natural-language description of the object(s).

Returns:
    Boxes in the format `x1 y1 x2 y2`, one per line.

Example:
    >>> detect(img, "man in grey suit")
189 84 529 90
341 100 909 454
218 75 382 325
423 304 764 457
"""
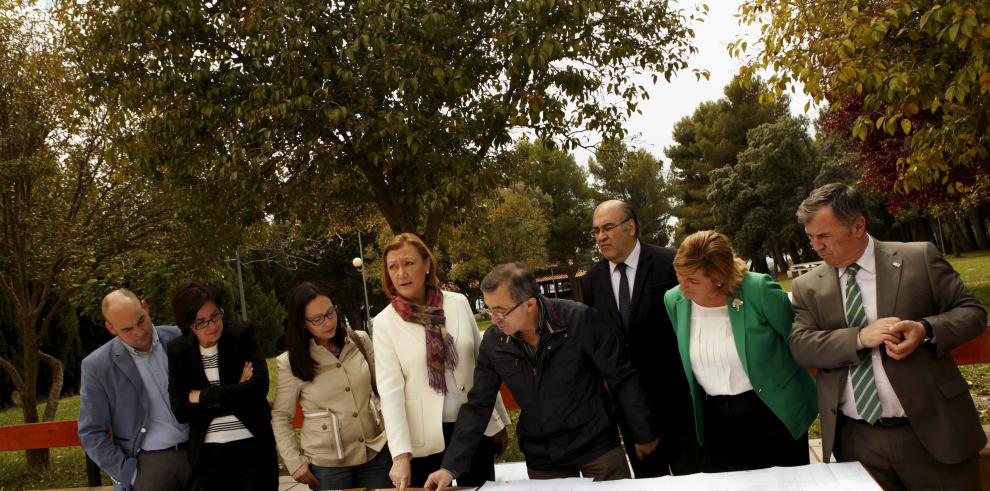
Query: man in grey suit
78 289 192 490
790 183 986 489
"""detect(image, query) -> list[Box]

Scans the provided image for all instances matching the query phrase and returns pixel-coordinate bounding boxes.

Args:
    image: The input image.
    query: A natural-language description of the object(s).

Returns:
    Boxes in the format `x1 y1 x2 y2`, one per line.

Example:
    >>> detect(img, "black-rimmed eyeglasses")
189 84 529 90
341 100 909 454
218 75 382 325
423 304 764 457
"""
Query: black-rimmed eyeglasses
485 298 529 321
590 218 631 237
191 309 223 331
306 307 337 326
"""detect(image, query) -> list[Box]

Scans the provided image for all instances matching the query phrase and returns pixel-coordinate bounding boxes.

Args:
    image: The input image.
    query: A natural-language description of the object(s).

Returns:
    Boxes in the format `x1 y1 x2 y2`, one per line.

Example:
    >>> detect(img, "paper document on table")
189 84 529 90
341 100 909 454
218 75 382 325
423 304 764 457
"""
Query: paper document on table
481 462 880 490
480 477 594 490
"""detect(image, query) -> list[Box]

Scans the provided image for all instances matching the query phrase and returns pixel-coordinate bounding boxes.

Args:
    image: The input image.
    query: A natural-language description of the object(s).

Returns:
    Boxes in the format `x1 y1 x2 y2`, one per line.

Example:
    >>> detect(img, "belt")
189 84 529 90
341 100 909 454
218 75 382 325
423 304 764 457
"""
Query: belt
143 442 188 453
842 414 910 428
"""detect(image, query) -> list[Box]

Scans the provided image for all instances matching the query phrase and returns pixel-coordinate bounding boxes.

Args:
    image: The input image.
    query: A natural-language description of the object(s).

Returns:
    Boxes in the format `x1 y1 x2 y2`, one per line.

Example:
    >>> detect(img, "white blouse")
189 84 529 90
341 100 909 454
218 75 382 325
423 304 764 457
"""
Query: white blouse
688 302 753 396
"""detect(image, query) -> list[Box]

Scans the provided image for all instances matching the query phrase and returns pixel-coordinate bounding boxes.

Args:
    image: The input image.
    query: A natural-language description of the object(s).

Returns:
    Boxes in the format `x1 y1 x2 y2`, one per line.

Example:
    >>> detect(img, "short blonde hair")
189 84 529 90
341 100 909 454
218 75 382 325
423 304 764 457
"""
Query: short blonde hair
673 230 748 297
380 232 440 298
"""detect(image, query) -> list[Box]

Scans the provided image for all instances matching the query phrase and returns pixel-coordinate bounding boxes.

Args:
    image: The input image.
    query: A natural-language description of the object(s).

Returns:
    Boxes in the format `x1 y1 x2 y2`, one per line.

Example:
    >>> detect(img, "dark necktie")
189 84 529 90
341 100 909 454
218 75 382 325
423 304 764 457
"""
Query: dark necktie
845 263 881 424
617 262 631 328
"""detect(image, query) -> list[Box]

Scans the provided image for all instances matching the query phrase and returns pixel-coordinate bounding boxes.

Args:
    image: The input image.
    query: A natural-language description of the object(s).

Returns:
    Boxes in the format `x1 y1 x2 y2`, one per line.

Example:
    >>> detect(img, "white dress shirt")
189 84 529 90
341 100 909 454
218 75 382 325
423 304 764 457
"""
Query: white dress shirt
838 236 907 419
609 240 641 309
689 302 753 396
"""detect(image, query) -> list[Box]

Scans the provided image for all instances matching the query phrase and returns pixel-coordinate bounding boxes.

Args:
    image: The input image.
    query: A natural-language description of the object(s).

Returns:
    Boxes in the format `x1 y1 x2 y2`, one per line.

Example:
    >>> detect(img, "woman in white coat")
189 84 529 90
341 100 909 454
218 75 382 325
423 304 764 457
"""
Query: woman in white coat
374 233 511 490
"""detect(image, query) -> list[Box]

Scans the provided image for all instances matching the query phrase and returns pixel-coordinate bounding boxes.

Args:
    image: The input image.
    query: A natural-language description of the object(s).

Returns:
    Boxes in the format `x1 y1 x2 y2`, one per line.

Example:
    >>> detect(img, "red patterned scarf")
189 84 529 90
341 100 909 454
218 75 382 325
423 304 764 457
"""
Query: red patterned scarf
390 288 459 395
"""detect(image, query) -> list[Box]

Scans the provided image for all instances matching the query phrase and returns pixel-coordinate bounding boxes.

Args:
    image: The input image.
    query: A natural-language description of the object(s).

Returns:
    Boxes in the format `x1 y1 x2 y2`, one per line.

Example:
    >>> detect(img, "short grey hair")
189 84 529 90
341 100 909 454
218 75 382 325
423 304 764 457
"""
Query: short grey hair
480 262 539 303
796 183 869 226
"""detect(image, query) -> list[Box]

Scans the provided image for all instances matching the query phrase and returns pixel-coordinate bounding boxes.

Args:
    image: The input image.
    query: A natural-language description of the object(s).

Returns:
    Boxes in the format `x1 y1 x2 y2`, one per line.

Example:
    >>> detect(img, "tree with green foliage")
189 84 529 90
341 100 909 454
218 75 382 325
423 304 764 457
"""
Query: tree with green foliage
735 0 990 203
666 76 790 242
58 0 706 247
0 4 173 469
445 185 550 291
589 140 674 247
707 116 820 273
514 139 595 299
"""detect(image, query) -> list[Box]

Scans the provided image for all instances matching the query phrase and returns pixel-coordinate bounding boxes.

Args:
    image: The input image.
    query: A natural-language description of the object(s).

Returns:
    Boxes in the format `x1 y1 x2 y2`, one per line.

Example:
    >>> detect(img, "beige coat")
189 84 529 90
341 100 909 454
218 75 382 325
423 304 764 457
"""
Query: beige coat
374 291 511 458
272 331 386 473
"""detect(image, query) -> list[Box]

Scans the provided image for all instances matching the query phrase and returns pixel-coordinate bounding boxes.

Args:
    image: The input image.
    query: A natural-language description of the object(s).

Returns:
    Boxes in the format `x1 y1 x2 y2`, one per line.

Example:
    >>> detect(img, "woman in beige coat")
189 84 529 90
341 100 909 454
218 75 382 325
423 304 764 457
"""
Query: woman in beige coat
272 282 390 490
374 233 511 490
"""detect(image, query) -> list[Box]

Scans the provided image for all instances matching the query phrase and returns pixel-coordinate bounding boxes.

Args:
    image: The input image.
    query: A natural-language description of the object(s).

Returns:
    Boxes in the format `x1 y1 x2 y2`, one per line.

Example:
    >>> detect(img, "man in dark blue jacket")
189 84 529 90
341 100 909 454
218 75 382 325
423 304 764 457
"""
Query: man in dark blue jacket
425 263 657 490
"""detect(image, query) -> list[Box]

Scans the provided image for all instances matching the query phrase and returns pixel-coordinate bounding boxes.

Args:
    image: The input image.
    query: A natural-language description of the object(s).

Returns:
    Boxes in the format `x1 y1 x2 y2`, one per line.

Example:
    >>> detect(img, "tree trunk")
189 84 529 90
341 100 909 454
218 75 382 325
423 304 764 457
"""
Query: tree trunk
950 212 974 255
750 253 769 274
786 244 802 265
967 207 990 250
908 218 929 243
771 246 787 279
19 317 51 470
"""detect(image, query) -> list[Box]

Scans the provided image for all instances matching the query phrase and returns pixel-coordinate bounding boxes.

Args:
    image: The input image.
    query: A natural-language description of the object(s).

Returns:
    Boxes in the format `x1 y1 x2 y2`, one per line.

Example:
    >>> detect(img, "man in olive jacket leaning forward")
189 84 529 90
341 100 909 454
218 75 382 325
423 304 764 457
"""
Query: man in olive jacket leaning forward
425 262 658 490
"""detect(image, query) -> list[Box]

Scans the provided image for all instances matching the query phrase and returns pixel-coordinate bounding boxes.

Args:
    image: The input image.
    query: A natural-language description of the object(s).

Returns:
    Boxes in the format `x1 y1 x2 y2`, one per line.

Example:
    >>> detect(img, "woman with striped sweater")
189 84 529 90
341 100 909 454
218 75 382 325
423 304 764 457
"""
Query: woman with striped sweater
166 282 278 490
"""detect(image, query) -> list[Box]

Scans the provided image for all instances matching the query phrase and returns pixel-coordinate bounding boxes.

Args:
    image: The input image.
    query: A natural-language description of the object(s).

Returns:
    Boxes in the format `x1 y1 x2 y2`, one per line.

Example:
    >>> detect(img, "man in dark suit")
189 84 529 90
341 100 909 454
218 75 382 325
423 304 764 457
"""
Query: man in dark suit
78 289 192 491
580 200 697 477
790 183 986 489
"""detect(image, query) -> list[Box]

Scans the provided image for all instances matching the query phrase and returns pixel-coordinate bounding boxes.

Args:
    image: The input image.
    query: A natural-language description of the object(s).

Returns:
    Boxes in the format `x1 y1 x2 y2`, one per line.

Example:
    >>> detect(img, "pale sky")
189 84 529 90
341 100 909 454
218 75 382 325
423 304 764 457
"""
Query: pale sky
571 0 816 169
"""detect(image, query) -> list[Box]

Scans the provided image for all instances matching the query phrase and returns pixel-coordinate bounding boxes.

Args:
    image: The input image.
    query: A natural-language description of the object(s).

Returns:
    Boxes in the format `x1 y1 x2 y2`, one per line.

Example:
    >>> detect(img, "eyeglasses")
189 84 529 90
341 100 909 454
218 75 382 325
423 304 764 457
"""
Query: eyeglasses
306 307 337 326
590 218 631 237
191 309 223 331
485 298 529 321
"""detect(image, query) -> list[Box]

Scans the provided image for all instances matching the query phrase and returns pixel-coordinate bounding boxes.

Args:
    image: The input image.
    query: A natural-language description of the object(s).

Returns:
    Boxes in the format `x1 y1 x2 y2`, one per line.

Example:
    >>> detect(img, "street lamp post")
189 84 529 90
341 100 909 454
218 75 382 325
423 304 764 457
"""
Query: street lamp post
353 231 373 336
235 249 248 320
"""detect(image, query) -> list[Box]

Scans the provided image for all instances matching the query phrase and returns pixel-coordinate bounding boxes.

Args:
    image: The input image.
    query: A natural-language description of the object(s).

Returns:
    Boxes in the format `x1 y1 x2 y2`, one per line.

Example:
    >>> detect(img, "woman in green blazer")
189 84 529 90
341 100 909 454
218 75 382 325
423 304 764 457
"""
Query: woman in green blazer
664 231 817 472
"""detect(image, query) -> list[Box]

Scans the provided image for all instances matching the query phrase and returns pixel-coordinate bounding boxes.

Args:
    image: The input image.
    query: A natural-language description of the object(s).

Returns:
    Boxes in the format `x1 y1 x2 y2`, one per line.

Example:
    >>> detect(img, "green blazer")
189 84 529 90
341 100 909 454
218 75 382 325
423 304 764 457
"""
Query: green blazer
664 272 817 444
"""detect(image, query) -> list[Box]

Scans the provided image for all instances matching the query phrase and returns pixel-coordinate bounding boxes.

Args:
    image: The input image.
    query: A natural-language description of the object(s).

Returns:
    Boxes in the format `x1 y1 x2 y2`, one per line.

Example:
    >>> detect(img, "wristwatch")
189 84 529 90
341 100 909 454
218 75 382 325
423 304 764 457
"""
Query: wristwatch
920 319 934 344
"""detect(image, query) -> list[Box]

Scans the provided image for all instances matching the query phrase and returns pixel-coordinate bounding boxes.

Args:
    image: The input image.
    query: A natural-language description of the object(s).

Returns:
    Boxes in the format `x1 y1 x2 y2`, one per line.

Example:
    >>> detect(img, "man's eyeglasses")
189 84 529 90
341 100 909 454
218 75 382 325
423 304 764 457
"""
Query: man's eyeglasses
191 309 223 331
590 218 631 237
306 307 337 326
485 298 529 321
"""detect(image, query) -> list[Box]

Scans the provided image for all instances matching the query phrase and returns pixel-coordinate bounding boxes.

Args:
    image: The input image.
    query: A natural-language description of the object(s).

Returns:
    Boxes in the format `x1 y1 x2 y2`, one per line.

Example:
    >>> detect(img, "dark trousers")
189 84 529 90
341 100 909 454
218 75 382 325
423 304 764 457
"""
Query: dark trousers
617 413 669 478
835 415 980 490
409 422 496 488
195 437 279 491
134 446 192 491
703 390 808 472
526 445 631 481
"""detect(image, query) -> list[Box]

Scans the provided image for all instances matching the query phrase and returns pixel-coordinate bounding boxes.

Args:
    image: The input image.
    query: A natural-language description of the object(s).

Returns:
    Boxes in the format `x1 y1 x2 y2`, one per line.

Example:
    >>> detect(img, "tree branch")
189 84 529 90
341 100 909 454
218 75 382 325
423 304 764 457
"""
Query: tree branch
38 350 64 422
0 354 26 395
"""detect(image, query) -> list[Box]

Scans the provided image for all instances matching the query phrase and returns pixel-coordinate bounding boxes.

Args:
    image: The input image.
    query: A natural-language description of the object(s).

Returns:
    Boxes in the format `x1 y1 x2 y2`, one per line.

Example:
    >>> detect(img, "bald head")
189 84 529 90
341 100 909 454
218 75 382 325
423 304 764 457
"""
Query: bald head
101 289 141 318
102 289 154 352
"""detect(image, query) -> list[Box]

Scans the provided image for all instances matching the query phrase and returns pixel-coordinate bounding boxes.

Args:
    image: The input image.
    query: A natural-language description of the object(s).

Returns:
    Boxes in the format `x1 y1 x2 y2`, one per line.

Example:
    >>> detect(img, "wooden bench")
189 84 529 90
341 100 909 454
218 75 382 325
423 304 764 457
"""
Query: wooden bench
951 329 990 490
0 402 307 486
0 420 103 486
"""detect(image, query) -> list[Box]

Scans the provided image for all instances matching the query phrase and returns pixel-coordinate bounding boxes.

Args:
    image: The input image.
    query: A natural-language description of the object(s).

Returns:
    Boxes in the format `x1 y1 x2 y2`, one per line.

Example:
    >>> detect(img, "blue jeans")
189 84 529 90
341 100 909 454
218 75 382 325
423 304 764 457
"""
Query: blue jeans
309 445 392 490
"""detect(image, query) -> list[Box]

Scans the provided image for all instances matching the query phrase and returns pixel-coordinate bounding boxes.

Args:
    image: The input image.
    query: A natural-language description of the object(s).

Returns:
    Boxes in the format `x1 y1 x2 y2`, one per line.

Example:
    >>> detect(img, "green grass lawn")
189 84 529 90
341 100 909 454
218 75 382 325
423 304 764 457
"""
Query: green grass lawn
0 358 282 491
2 250 989 489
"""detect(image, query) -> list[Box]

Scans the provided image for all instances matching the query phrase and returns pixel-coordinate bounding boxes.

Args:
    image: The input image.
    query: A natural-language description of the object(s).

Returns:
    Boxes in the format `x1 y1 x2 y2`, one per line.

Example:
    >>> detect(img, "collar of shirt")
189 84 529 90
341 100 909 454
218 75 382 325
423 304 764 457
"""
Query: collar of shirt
609 239 641 275
511 296 549 343
839 235 876 280
125 326 162 358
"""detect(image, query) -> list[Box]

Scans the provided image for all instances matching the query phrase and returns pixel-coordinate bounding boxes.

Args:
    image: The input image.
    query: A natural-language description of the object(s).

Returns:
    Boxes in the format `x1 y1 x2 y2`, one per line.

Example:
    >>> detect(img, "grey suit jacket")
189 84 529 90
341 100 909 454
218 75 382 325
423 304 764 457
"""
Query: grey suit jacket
789 240 986 464
78 325 184 491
